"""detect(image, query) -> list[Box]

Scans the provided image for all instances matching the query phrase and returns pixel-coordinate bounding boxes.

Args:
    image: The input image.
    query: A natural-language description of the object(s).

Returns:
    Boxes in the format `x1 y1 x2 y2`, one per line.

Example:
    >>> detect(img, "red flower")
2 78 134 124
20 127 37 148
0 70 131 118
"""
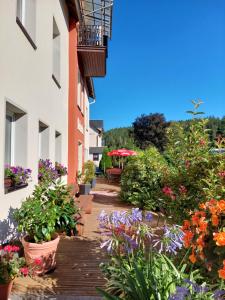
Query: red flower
20 267 29 276
34 258 42 265
162 186 173 196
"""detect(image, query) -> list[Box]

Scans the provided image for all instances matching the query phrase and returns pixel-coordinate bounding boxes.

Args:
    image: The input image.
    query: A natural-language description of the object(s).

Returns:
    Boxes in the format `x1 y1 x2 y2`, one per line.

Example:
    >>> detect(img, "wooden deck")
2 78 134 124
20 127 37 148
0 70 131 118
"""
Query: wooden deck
11 181 163 299
11 181 127 299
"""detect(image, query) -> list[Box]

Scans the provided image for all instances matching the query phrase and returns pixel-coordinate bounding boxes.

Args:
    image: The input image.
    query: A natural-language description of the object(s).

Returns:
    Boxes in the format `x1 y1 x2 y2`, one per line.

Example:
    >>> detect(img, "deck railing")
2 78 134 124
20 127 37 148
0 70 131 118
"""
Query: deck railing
78 25 105 47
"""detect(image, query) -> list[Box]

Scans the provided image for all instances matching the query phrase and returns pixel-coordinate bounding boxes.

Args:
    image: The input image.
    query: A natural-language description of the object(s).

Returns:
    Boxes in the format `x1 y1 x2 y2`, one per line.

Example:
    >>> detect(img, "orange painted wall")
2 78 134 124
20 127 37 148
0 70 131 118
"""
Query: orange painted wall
68 19 85 185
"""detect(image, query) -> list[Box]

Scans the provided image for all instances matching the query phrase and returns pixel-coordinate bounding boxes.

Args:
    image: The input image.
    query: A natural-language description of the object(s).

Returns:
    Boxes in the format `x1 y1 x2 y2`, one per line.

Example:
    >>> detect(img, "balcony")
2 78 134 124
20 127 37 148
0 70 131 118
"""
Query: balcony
78 25 108 77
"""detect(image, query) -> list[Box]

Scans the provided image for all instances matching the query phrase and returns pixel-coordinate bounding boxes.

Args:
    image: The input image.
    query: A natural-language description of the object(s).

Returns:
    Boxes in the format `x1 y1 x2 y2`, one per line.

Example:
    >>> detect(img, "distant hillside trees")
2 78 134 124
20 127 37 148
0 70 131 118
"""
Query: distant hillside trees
132 113 169 152
103 127 136 149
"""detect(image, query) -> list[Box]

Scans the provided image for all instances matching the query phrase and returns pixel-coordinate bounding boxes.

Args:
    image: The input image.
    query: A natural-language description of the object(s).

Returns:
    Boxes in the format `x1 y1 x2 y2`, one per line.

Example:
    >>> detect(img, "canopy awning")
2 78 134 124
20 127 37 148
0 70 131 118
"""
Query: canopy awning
79 0 113 38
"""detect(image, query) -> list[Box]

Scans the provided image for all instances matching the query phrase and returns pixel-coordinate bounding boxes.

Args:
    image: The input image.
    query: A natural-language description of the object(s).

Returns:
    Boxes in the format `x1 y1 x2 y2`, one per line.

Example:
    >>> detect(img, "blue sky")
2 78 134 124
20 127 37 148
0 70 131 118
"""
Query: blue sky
90 0 225 130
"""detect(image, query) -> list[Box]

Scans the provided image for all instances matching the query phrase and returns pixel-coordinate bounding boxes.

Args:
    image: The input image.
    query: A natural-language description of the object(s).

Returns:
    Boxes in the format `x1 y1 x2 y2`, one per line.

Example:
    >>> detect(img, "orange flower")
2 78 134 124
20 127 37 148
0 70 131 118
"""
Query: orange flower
213 232 225 246
199 203 206 210
211 214 219 226
182 220 191 230
198 219 208 232
217 200 225 213
183 230 194 248
189 253 197 264
218 268 225 279
196 234 205 251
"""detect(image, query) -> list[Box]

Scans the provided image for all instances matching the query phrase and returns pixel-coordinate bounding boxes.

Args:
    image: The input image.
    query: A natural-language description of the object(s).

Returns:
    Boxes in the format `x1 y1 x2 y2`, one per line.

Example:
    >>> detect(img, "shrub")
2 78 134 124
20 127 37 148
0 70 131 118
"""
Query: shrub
99 148 112 172
120 147 168 210
83 160 95 184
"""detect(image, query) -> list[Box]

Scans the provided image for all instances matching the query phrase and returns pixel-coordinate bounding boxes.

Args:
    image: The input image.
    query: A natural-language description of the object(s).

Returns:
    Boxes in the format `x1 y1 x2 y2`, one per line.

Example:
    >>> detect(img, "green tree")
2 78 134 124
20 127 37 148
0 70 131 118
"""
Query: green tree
132 113 169 152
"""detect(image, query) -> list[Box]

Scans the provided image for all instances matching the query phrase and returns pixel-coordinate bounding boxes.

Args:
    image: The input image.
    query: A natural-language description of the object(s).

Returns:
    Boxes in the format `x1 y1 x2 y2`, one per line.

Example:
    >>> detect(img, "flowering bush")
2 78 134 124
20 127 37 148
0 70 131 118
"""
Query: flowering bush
120 147 169 210
4 165 32 185
182 199 225 281
0 245 26 284
98 208 225 299
38 159 59 184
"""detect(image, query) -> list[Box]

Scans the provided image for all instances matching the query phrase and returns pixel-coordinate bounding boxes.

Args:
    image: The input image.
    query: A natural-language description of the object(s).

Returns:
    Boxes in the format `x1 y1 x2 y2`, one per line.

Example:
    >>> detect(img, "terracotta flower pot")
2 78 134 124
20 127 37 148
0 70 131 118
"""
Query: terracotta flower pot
0 281 13 300
22 234 60 275
4 178 13 188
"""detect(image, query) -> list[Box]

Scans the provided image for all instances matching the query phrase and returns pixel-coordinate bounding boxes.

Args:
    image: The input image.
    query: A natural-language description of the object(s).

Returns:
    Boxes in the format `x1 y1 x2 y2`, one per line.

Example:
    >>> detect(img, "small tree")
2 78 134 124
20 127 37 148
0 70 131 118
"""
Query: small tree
132 113 169 151
99 148 112 173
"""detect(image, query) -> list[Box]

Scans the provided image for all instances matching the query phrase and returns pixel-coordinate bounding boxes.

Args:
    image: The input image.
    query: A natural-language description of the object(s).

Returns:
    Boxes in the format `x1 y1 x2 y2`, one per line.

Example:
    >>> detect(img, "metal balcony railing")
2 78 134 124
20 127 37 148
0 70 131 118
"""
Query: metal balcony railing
78 25 105 47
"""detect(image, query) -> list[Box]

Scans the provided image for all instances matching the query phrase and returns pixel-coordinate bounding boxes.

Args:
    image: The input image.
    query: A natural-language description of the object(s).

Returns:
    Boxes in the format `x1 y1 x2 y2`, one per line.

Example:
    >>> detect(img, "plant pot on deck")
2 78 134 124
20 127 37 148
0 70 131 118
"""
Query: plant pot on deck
22 233 60 275
79 183 91 195
0 281 14 300
91 178 96 188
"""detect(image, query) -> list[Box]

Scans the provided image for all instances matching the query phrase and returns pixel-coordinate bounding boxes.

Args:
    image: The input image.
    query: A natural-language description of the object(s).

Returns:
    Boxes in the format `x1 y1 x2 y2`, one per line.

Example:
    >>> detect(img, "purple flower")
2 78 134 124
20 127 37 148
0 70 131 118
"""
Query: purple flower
145 211 153 222
153 225 184 254
213 289 225 300
169 287 190 300
184 279 209 293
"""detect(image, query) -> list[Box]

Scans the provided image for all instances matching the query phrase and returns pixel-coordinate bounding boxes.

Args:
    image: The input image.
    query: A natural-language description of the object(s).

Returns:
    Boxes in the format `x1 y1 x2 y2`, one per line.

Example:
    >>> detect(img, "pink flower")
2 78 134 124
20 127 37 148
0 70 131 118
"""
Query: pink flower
162 186 173 196
34 258 42 265
20 267 29 276
199 139 206 146
3 245 12 252
179 185 187 194
11 246 20 252
218 171 225 178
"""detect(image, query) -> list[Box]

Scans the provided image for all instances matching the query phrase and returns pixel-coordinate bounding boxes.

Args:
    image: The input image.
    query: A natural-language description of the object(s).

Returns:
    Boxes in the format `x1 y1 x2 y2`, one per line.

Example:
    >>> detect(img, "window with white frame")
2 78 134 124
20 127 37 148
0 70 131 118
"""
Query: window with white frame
77 70 81 108
55 131 62 163
5 102 27 167
78 142 83 173
39 121 49 160
16 0 36 48
52 18 61 87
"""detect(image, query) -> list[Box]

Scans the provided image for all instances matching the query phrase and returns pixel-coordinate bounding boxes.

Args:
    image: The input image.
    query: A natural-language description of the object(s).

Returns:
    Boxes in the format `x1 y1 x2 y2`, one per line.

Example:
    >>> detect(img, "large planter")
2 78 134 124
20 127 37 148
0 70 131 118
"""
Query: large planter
91 178 96 188
79 183 91 195
0 281 13 300
22 234 60 275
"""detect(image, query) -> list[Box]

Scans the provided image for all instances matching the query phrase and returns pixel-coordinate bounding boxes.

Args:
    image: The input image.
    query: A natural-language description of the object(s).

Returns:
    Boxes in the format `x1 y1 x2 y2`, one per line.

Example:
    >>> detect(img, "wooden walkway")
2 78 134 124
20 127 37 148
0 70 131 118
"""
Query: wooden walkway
11 181 163 299
11 181 127 300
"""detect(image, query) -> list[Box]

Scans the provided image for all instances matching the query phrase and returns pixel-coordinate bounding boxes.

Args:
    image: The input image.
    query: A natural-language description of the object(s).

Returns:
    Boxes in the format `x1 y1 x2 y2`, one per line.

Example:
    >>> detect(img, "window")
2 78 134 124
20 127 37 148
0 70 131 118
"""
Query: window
5 101 27 167
52 18 61 88
77 70 81 108
55 131 62 163
93 153 99 161
39 121 49 160
16 0 37 49
78 142 83 173
77 118 84 134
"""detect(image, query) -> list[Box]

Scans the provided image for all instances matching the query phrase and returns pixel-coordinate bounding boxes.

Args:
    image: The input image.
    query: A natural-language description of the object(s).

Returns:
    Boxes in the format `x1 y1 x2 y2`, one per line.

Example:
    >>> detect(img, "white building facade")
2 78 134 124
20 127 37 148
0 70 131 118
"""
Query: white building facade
0 0 69 240
89 120 104 167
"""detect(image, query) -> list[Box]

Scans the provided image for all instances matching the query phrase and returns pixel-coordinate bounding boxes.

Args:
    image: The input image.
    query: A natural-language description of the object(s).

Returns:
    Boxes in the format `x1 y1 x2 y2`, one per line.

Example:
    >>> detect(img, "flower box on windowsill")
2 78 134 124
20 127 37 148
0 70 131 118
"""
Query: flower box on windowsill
5 182 28 194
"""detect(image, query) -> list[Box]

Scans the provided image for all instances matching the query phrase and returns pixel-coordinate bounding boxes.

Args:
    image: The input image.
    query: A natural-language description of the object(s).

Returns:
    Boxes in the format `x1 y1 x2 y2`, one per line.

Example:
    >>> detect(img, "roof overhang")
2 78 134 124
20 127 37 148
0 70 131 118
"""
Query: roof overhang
86 77 95 99
65 0 82 21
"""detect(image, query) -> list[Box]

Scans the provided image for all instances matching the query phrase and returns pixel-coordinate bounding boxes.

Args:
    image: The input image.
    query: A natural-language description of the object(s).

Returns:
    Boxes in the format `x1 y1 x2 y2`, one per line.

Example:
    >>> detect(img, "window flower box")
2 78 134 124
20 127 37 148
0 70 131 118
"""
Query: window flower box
4 165 32 193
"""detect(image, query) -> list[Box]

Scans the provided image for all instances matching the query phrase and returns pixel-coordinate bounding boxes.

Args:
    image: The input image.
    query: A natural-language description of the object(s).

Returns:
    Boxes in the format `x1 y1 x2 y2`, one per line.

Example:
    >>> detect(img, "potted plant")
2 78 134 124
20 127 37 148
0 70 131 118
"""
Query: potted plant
55 162 67 178
0 245 27 300
4 165 32 190
13 182 78 275
78 161 96 195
